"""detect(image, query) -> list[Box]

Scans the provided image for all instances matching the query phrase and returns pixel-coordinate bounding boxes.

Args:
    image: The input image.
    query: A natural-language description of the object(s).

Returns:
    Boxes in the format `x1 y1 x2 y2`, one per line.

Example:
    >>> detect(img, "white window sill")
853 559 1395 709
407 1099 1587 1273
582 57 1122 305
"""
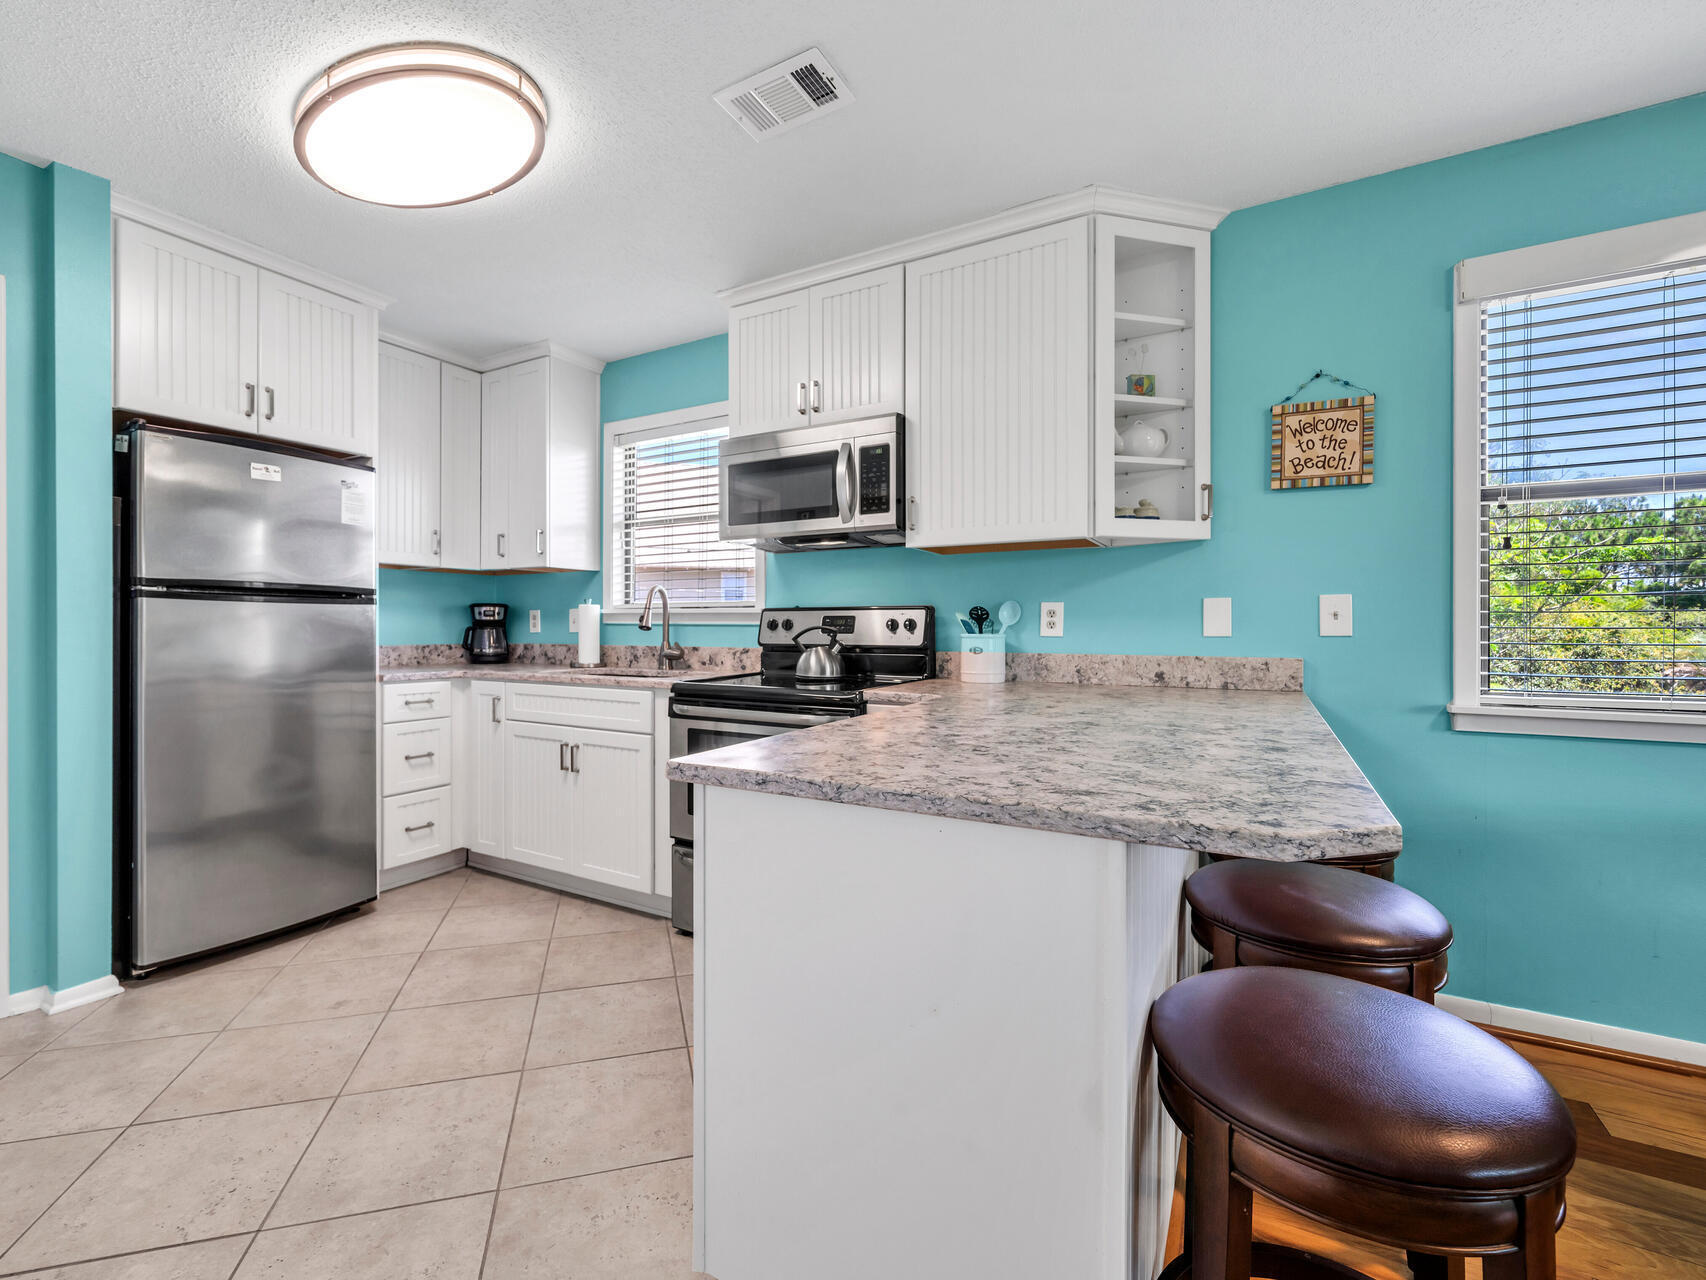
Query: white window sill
1448 702 1706 745
601 607 762 627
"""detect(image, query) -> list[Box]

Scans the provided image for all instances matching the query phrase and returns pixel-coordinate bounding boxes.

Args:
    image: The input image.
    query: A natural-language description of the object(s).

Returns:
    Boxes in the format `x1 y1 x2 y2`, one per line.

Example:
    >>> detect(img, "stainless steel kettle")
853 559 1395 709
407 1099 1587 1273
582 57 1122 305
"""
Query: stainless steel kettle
793 626 847 681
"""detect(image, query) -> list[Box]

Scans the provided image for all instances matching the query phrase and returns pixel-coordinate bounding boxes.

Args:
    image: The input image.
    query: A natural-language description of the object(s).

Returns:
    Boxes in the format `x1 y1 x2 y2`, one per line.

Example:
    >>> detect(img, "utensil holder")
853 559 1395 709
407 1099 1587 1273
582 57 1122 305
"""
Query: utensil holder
959 634 1006 683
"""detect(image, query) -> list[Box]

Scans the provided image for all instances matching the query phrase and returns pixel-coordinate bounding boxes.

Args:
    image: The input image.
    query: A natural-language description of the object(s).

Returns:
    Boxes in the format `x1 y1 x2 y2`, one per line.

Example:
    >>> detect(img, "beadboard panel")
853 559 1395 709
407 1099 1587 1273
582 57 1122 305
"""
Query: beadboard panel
377 342 441 566
728 289 809 436
808 265 903 424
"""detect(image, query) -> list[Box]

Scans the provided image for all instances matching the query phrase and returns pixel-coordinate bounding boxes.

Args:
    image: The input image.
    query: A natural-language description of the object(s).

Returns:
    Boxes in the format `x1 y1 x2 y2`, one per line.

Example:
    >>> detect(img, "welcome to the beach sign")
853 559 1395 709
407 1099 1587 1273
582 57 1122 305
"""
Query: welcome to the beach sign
1269 394 1375 489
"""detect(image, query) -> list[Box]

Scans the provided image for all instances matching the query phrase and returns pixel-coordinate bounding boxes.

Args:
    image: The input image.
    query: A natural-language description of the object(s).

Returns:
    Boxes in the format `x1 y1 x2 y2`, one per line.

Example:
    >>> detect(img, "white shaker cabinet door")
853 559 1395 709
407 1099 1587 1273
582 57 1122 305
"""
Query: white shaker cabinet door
566 728 654 893
504 356 552 569
480 365 513 569
728 289 810 437
376 342 441 566
904 220 1090 550
807 265 903 426
439 362 483 571
468 682 506 857
114 218 260 434
256 269 378 456
502 720 575 874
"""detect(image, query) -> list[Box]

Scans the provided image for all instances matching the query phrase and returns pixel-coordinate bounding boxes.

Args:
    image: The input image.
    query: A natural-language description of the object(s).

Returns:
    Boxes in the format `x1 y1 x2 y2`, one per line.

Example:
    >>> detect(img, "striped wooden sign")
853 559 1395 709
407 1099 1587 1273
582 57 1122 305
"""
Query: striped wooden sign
1270 395 1375 489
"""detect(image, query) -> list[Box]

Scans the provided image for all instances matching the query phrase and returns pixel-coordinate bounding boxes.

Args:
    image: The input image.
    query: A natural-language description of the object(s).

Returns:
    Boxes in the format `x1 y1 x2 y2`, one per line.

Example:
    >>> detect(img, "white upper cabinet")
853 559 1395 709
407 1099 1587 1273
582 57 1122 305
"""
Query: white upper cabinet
377 342 441 567
728 289 810 437
114 219 260 434
905 220 1091 551
439 362 483 571
480 355 600 571
257 270 378 456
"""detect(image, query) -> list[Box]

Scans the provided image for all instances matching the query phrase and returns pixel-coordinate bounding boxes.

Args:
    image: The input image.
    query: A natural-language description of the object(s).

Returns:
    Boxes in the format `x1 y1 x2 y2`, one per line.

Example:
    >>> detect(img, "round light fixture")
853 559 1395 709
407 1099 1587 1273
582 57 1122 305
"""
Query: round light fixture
293 43 546 208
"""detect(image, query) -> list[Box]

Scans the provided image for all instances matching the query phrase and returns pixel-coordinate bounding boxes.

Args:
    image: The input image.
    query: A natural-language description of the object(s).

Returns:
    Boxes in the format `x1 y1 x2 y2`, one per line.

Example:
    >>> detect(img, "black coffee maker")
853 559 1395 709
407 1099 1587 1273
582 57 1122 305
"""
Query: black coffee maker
463 603 510 664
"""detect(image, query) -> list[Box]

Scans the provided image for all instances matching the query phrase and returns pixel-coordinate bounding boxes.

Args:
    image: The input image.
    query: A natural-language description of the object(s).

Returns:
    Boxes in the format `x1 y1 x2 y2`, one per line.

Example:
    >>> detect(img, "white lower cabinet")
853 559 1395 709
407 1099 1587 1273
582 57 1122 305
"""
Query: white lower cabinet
380 682 456 871
500 716 654 890
466 681 506 857
503 720 576 874
383 789 454 867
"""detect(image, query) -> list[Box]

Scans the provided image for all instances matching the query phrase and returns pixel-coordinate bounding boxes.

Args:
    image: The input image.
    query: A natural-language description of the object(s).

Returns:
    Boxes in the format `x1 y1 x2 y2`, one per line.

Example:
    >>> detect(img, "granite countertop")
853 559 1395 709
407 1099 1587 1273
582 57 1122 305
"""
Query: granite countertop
380 663 720 691
668 680 1400 862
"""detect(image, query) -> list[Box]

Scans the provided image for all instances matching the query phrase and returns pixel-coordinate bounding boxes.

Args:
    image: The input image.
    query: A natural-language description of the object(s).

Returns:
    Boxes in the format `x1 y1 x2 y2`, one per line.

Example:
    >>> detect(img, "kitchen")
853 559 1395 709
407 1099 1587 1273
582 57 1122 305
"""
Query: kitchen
2 5 1705 1279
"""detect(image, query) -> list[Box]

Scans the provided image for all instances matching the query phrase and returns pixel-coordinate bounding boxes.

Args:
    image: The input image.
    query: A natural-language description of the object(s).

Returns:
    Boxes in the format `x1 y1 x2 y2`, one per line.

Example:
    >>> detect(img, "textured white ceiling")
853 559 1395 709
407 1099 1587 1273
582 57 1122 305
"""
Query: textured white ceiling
4 0 1705 362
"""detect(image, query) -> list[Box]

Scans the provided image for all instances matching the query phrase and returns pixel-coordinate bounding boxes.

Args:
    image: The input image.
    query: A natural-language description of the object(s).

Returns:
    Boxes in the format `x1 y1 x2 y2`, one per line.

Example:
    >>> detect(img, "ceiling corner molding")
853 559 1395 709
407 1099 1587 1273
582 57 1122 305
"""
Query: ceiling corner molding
379 329 484 370
716 183 1229 307
109 193 395 311
477 340 606 375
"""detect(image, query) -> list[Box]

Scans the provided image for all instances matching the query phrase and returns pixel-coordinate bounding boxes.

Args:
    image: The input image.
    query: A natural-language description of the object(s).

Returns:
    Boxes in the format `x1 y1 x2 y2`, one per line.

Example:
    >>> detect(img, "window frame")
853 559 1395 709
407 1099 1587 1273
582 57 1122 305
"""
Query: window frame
1450 211 1706 745
601 401 764 625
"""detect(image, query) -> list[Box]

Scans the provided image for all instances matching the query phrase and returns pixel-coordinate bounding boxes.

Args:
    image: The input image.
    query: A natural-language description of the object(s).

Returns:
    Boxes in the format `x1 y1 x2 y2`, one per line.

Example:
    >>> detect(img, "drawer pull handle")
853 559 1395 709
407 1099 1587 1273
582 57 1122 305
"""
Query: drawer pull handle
403 697 435 706
403 751 436 762
403 821 436 834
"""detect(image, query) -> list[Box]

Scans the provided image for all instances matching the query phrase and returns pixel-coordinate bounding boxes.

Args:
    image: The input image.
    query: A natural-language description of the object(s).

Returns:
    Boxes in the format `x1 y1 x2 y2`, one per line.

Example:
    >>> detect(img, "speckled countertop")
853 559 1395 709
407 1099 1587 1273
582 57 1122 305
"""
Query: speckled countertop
379 664 714 691
668 680 1400 862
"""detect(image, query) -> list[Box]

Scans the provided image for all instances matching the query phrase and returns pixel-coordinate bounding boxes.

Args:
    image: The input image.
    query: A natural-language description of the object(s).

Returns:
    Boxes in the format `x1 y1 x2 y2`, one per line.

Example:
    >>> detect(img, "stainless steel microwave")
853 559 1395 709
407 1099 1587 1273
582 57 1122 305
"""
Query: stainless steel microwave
719 415 905 552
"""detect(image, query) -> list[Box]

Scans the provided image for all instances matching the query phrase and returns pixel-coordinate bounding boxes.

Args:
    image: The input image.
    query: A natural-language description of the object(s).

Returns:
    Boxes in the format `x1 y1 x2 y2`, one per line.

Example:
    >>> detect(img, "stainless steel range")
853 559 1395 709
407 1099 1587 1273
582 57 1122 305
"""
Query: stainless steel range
667 605 936 933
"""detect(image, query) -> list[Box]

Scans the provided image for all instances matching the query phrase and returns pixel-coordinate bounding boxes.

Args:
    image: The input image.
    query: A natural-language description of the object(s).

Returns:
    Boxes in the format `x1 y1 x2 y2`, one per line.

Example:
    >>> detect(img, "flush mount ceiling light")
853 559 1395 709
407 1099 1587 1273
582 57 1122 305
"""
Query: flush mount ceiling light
293 43 546 208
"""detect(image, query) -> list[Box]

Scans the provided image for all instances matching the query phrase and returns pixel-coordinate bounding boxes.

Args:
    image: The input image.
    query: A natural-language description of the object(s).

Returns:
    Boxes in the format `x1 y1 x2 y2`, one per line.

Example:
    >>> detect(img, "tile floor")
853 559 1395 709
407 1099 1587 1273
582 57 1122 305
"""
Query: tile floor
0 867 701 1279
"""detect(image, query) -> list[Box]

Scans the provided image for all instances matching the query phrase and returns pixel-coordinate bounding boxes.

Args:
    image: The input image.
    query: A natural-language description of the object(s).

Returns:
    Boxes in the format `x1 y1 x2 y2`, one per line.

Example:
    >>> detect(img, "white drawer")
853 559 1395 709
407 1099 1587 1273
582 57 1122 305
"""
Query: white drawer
383 720 454 795
383 681 453 723
383 787 453 868
505 682 653 733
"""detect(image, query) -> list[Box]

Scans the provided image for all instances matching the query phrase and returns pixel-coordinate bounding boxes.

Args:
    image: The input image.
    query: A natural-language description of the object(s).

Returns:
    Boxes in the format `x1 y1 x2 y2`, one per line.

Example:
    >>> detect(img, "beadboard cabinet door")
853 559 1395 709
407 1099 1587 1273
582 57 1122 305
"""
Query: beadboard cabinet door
503 357 552 569
503 720 575 874
728 289 810 437
807 265 903 426
468 682 506 857
257 269 378 456
377 342 441 566
904 220 1091 550
439 362 483 571
566 728 654 892
114 219 260 434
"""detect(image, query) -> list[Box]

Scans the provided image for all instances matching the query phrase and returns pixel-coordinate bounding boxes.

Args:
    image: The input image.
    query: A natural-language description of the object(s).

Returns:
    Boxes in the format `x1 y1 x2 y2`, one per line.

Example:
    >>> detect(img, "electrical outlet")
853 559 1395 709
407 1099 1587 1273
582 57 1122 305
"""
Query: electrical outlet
528 609 542 634
1319 594 1353 636
570 606 580 632
1203 597 1232 637
1040 602 1065 637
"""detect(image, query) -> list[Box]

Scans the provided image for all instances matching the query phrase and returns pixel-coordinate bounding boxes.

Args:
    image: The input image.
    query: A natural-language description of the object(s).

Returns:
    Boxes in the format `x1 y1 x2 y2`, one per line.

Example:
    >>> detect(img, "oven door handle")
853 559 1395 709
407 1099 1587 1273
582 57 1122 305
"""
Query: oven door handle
671 703 842 729
835 441 855 523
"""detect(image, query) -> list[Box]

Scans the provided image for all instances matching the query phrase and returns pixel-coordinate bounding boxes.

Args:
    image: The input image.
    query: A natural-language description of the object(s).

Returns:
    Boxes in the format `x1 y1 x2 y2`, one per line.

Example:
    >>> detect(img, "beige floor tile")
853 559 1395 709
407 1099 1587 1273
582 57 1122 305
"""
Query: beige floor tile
53 971 276 1049
669 931 692 976
526 980 684 1069
542 930 673 992
2 1236 253 1280
677 975 693 1046
181 927 321 974
0 1036 215 1143
0 1100 328 1273
291 909 444 966
552 896 663 939
140 1015 382 1122
0 1130 121 1254
229 954 415 1029
453 874 561 909
392 941 546 1010
0 1056 24 1081
235 1193 491 1280
268 1074 518 1227
0 1005 99 1058
344 997 535 1094
502 1050 691 1187
427 903 557 951
483 1160 695 1280
376 872 469 914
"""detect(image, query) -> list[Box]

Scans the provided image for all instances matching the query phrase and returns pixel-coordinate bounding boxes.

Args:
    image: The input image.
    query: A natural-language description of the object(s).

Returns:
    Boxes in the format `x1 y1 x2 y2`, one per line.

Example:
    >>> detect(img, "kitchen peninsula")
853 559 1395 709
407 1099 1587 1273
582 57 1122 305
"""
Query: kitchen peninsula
670 673 1399 1280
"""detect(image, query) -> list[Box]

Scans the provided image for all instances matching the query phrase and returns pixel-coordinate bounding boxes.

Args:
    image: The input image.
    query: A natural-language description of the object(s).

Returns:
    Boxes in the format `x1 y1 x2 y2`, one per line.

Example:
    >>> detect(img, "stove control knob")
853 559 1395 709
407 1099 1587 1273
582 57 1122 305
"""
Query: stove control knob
885 618 900 634
766 618 779 631
903 617 918 634
781 618 794 632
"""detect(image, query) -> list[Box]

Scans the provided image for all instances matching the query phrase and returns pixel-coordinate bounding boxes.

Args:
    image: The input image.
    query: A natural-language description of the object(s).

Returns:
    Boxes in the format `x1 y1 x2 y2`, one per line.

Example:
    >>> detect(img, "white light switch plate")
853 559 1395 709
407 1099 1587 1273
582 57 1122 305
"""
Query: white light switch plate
1040 602 1064 637
528 609 542 634
569 607 579 632
1320 594 1353 636
1203 597 1232 637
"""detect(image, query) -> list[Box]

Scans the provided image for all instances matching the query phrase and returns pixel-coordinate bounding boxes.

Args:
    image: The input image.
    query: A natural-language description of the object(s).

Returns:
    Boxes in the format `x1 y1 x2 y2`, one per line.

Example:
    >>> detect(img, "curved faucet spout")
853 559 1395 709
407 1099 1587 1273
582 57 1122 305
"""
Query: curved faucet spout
637 586 685 669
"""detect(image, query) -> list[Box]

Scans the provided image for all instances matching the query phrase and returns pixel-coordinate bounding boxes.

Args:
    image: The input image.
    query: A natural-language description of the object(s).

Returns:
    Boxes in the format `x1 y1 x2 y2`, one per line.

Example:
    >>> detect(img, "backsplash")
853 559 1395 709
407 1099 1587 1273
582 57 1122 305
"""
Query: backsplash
379 643 762 671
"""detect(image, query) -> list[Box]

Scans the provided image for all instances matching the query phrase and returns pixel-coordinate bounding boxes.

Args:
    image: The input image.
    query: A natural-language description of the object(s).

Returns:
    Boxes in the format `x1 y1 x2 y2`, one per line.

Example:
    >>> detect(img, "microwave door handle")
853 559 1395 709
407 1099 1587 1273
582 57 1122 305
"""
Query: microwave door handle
836 442 855 523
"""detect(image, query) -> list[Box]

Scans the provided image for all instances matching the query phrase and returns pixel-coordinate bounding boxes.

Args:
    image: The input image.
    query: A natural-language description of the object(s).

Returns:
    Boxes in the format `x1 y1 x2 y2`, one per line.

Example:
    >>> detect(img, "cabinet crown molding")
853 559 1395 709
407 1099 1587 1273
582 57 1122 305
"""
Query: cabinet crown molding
379 332 606 376
110 194 394 312
717 183 1227 307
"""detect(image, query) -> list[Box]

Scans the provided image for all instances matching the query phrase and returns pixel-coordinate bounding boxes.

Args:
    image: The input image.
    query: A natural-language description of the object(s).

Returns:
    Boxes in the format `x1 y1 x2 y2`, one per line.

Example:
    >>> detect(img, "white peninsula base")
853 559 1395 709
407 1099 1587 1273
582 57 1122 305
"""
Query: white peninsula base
693 786 1196 1280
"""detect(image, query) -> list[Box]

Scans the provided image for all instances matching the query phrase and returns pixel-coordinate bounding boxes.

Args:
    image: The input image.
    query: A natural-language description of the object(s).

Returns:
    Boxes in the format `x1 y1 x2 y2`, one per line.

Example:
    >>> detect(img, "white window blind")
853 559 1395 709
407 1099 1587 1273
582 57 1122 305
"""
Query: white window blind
612 423 758 609
1477 264 1706 710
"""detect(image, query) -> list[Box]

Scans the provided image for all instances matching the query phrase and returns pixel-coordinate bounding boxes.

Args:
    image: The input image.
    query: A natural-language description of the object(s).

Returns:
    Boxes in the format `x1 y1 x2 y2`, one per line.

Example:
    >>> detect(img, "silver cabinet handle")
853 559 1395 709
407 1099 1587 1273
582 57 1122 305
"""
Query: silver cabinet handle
907 495 918 531
244 382 256 418
1200 482 1214 521
264 386 275 421
403 821 436 833
403 751 436 762
497 533 506 557
431 529 441 557
402 697 435 706
560 741 580 773
810 379 822 413
835 441 854 523
535 528 544 555
491 697 502 724
795 381 808 415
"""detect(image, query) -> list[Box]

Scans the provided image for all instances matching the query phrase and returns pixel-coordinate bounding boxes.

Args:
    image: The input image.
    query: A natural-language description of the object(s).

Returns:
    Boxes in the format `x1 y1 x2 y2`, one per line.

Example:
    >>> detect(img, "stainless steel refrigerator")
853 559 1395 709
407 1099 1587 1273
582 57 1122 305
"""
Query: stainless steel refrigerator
116 423 378 974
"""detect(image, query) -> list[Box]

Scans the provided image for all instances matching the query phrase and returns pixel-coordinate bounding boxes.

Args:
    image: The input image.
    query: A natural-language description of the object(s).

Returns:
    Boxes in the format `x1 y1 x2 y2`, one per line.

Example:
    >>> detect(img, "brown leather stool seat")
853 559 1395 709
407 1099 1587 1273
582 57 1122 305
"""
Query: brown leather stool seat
1186 860 1453 1000
1151 967 1576 1280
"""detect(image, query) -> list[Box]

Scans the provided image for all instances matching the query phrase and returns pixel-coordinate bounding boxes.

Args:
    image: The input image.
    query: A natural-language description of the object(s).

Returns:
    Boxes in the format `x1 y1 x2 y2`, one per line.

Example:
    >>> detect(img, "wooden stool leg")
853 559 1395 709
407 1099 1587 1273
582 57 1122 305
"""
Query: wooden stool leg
1484 1188 1560 1279
1407 1251 1466 1279
1189 1106 1252 1280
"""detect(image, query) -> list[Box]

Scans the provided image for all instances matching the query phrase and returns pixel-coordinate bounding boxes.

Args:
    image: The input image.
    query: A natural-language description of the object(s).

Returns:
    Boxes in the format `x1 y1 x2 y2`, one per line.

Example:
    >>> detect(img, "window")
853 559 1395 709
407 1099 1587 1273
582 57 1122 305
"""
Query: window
1453 216 1706 743
604 404 762 622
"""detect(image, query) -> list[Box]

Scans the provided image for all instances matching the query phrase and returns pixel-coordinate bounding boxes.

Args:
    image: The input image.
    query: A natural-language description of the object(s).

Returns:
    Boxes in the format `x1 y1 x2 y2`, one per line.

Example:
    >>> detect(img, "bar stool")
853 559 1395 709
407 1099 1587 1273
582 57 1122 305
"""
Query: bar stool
1151 967 1576 1280
1185 860 1452 1001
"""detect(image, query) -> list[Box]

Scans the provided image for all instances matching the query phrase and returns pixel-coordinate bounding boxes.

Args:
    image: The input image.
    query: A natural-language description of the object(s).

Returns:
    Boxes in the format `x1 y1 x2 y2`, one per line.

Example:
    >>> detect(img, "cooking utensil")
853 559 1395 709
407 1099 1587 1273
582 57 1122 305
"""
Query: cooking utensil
969 605 989 634
957 613 976 634
997 600 1020 634
792 626 847 680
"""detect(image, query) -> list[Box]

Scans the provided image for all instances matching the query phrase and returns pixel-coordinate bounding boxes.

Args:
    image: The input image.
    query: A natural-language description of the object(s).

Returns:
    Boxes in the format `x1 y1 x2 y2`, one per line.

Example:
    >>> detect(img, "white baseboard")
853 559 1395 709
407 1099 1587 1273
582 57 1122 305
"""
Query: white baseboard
5 975 123 1019
1439 994 1706 1069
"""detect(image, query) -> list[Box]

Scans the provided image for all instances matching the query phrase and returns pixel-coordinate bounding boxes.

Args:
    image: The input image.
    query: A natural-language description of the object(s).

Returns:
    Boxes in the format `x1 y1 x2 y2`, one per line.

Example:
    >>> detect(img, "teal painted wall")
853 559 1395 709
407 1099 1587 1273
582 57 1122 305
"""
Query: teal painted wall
2 155 112 993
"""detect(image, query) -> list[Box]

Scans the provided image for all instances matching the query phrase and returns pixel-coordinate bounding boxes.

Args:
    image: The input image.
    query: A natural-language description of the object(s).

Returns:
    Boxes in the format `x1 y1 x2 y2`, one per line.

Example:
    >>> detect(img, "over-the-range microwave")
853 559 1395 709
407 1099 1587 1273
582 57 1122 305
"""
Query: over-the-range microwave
719 414 905 552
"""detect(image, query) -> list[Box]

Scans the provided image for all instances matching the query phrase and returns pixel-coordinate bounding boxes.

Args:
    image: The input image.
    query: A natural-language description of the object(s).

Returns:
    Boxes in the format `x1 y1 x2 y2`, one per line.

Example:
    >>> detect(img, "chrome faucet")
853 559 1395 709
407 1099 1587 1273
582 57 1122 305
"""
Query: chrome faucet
637 586 685 669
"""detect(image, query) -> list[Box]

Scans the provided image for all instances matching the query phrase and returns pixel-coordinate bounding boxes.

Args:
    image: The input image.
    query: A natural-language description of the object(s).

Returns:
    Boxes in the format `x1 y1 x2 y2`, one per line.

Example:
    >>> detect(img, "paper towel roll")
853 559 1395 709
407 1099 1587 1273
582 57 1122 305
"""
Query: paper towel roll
577 602 601 666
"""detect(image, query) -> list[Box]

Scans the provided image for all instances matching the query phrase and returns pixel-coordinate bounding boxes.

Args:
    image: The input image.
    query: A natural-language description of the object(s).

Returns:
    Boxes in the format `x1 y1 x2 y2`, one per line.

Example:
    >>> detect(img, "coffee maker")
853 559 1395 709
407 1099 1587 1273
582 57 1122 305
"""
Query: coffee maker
463 603 510 664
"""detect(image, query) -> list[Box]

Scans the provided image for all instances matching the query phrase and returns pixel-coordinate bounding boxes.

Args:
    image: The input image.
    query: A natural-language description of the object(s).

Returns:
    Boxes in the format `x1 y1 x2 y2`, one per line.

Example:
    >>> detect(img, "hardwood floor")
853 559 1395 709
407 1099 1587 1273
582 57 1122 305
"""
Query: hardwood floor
1163 1032 1706 1278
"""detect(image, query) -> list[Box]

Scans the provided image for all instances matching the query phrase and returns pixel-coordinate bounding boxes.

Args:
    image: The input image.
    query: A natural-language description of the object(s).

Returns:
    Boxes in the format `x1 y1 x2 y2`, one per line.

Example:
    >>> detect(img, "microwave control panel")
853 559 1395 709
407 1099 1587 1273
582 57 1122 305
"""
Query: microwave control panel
858 443 891 515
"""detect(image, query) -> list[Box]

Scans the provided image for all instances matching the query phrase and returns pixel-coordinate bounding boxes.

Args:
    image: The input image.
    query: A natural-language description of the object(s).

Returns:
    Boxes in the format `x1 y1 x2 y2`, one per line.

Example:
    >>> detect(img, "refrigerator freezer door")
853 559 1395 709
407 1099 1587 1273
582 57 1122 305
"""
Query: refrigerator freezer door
133 429 375 591
131 594 377 968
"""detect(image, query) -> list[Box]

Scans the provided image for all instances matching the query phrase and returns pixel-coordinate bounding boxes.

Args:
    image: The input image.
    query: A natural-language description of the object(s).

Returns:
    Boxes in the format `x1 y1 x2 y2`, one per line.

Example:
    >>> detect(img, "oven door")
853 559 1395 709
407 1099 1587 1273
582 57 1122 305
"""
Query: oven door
668 703 848 844
719 417 901 545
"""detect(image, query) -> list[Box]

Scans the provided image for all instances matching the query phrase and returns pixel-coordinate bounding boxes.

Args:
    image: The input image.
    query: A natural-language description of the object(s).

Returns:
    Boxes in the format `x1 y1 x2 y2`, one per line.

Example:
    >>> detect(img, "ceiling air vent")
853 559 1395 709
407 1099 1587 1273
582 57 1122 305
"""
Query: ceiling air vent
714 48 853 141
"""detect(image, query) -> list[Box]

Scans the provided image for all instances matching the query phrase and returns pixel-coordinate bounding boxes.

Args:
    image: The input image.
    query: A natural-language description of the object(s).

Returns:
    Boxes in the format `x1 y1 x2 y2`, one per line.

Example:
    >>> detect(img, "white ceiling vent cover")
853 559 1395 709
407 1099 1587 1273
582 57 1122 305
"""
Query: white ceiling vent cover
714 48 853 141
